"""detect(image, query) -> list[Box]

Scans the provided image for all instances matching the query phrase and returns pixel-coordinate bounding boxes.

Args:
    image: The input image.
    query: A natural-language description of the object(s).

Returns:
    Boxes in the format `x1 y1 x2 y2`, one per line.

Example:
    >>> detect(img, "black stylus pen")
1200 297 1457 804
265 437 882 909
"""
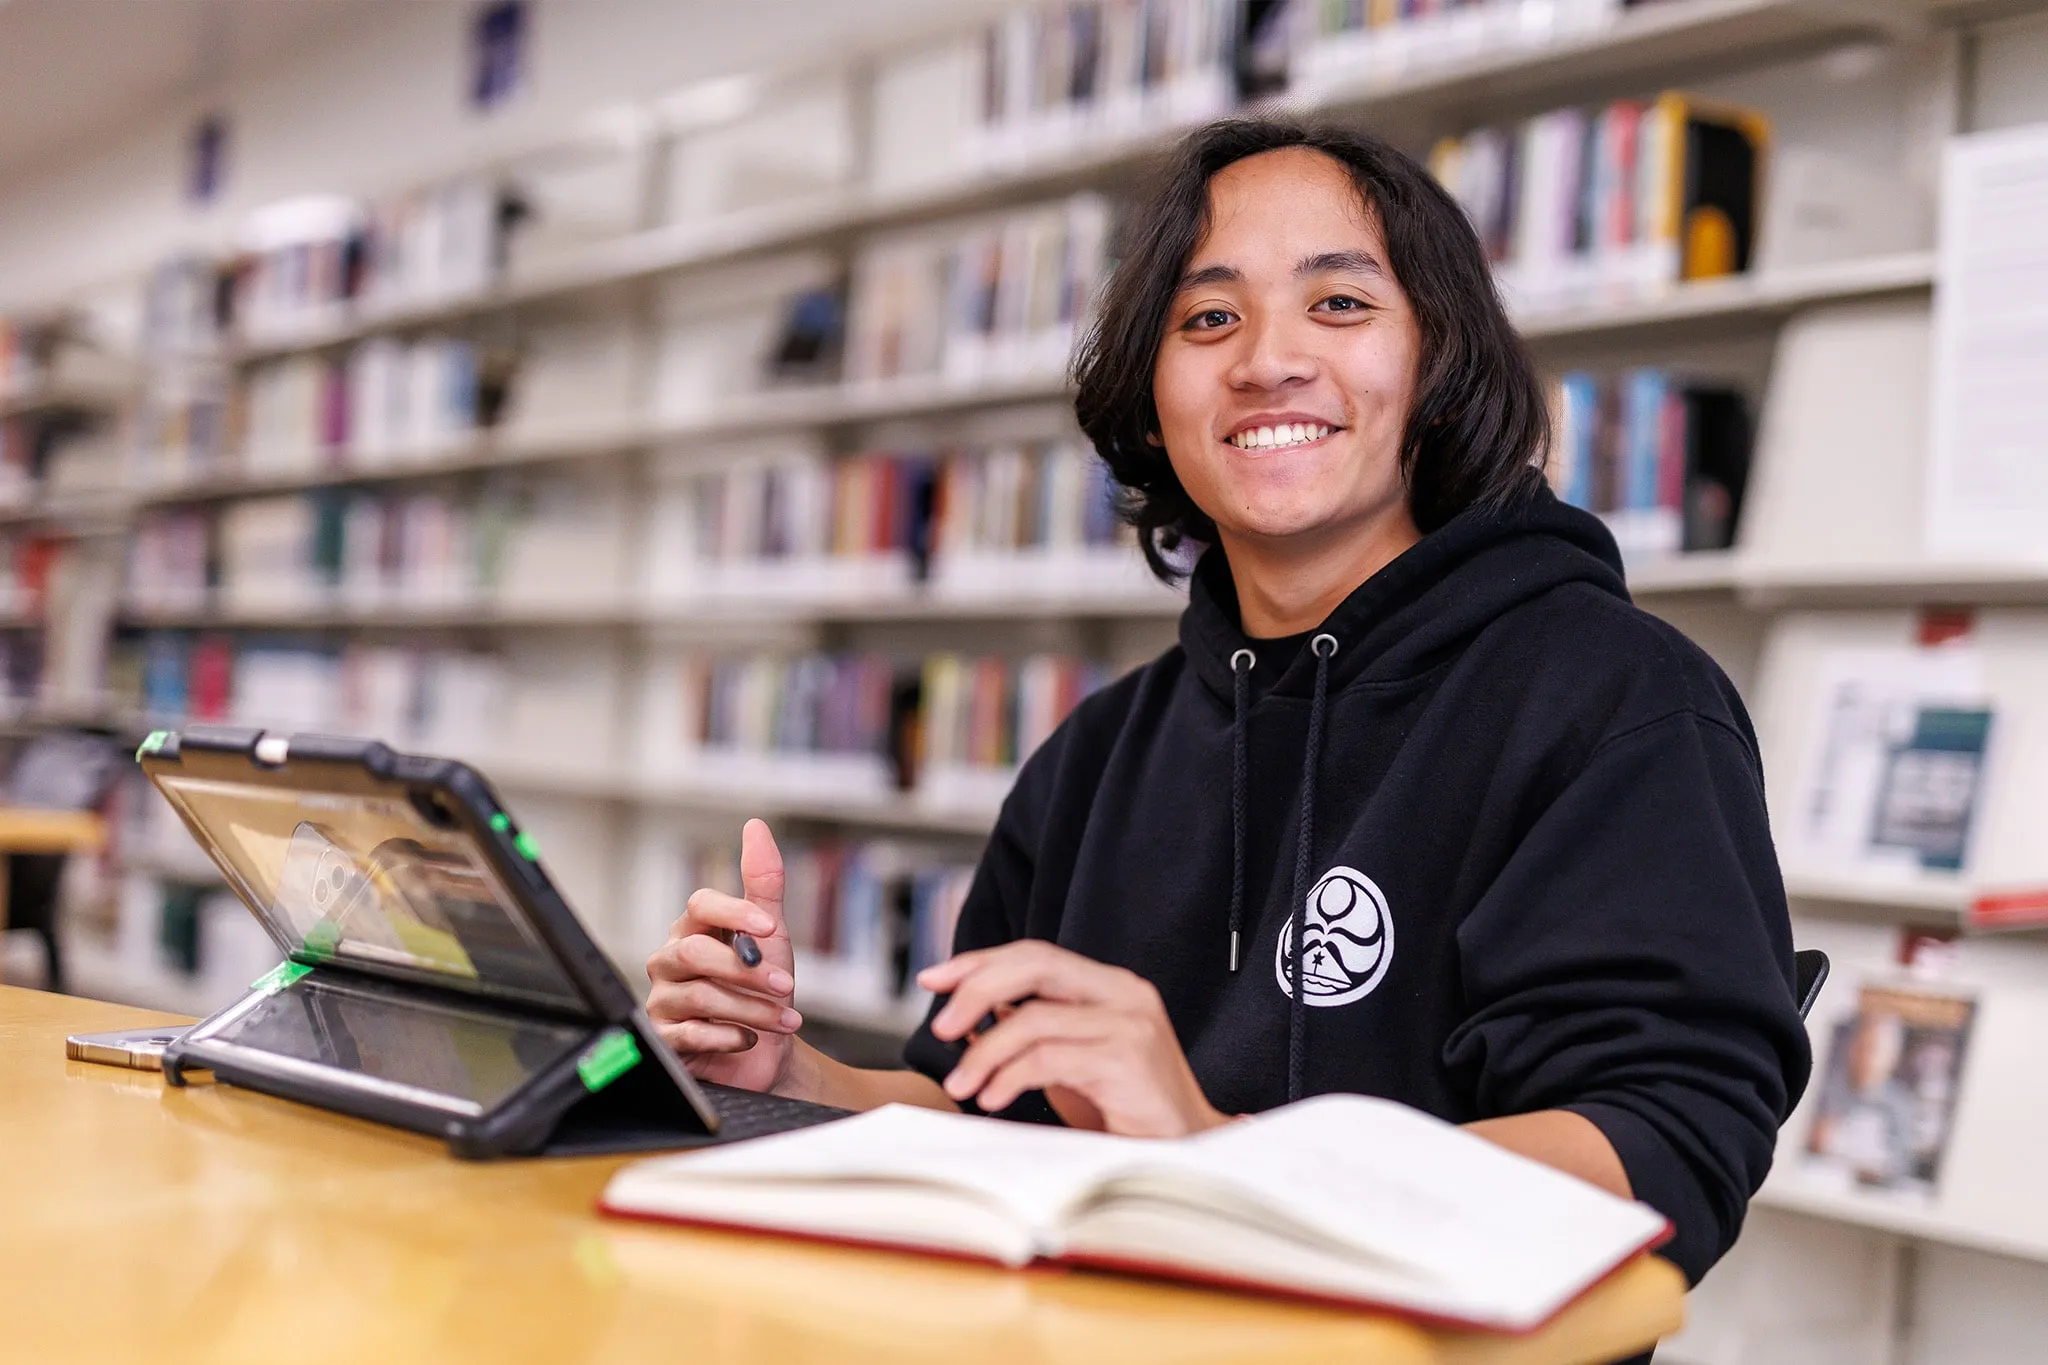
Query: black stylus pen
731 931 763 967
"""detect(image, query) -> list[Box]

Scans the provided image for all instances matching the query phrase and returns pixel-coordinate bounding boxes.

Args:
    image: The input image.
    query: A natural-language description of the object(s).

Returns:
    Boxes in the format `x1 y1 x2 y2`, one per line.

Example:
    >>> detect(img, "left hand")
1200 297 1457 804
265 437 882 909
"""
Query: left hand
918 940 1228 1138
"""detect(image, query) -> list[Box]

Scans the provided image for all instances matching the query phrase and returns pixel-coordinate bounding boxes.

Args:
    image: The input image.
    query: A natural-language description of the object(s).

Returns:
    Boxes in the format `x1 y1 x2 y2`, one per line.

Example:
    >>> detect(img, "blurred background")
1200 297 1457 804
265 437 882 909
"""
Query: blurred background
0 1 2044 1358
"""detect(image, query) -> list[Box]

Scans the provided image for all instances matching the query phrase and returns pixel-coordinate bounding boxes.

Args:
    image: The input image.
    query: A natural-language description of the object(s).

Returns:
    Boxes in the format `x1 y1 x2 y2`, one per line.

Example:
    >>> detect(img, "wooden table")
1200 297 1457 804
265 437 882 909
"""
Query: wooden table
2 987 1683 1364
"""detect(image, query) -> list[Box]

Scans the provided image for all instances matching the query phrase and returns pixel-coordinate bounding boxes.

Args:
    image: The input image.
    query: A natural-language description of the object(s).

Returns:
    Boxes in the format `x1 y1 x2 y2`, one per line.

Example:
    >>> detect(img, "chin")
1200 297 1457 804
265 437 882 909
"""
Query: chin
1221 504 1350 542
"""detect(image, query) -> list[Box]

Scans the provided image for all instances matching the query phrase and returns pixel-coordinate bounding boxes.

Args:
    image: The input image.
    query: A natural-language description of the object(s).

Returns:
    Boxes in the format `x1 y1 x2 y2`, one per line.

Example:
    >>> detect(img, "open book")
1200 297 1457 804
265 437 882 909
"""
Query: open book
600 1094 1669 1333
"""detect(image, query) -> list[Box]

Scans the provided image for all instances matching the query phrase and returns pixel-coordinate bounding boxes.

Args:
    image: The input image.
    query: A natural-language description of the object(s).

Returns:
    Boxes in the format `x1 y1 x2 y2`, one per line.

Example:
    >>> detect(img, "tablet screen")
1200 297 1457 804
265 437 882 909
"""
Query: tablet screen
208 974 589 1116
153 774 587 1012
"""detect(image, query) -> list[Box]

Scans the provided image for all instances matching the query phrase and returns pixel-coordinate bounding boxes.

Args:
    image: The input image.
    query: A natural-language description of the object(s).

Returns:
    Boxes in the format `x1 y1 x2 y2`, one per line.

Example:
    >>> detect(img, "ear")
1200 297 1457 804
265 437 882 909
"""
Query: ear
1144 429 1164 447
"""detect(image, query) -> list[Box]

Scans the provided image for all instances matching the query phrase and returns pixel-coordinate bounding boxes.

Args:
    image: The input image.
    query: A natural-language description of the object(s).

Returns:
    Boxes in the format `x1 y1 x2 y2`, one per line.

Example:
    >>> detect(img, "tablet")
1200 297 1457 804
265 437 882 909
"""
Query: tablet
139 725 847 1158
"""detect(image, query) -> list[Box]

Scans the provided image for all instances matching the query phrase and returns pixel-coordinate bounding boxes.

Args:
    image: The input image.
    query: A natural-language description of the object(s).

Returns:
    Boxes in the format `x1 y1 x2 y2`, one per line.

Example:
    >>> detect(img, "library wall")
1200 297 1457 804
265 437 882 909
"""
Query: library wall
0 0 1008 308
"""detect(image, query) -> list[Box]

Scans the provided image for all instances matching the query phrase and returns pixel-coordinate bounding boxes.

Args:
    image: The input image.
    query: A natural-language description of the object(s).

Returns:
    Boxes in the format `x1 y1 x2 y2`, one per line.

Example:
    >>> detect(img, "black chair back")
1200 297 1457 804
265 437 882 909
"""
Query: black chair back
1794 949 1830 1021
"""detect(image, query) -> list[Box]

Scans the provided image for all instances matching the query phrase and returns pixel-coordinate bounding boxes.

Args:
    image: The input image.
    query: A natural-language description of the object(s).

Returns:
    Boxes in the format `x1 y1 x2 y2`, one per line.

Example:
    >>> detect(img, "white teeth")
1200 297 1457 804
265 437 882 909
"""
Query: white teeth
1229 424 1333 450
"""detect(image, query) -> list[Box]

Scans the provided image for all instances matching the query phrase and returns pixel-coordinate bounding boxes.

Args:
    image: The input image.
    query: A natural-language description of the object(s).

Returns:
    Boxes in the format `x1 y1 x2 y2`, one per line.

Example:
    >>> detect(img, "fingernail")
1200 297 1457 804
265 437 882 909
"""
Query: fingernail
943 1071 969 1099
750 914 776 935
765 969 793 993
779 1008 802 1030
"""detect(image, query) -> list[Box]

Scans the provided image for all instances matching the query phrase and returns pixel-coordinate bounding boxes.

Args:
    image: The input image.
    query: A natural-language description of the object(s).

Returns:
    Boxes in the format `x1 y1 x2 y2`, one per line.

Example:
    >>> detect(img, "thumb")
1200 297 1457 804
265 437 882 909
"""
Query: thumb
739 818 787 930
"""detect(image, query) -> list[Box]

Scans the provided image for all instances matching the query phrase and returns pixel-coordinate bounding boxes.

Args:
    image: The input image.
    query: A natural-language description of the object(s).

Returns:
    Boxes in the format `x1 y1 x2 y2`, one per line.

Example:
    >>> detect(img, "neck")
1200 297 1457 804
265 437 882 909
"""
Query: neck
1221 508 1422 639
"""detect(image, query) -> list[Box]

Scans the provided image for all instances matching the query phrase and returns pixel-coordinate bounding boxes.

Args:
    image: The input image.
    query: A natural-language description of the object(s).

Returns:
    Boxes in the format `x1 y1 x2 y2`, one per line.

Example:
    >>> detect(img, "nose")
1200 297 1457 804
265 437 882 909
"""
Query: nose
1227 309 1317 393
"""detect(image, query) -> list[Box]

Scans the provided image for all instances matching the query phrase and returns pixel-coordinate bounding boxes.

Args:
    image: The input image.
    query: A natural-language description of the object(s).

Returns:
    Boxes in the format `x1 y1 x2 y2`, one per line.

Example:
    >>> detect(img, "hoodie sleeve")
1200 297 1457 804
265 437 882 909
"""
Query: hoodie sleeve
1441 709 1812 1285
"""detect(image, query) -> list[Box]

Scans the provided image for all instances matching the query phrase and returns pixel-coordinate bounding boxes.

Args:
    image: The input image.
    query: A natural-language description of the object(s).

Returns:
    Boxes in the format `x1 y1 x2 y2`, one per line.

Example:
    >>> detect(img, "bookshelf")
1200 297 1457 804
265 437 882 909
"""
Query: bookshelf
12 6 2048 1344
1754 1181 2048 1265
0 255 1922 538
200 0 1908 371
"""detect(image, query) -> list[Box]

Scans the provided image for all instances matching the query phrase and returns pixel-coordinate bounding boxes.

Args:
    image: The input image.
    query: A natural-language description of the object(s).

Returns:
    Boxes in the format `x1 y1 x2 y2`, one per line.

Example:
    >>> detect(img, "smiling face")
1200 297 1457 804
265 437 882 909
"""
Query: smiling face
1150 146 1423 563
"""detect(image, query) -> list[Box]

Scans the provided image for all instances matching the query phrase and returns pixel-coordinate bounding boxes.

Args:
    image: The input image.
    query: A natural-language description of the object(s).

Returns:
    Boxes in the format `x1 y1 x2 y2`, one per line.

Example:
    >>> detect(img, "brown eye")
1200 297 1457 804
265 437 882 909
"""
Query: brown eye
1184 308 1235 331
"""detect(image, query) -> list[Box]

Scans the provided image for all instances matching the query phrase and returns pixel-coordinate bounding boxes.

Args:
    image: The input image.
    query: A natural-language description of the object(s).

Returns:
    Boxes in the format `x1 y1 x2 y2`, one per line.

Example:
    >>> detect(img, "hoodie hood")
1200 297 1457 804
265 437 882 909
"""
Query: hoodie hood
1179 487 1629 703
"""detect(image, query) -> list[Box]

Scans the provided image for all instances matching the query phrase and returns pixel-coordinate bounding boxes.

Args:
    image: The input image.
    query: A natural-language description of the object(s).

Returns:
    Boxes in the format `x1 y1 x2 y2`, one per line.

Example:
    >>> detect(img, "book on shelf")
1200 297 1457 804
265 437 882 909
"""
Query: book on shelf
601 1094 1668 1333
765 283 848 384
970 0 1236 170
127 472 626 618
634 647 1110 811
225 180 528 343
649 835 976 1025
1804 980 1976 1200
644 437 1140 605
1294 0 1635 101
113 633 508 761
844 194 1109 387
1432 89 1768 313
1547 367 1750 562
1786 643 1996 884
918 652 1108 809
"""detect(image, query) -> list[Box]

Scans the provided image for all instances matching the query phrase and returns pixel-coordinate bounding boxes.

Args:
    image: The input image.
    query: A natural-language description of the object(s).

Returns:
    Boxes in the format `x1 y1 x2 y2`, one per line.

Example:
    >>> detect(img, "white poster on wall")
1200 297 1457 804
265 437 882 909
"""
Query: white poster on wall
1927 125 2048 557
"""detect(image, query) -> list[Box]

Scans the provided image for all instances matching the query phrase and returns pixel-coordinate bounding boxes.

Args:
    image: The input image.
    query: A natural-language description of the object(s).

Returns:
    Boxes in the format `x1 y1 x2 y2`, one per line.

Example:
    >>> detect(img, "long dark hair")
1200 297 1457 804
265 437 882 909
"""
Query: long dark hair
1072 118 1550 581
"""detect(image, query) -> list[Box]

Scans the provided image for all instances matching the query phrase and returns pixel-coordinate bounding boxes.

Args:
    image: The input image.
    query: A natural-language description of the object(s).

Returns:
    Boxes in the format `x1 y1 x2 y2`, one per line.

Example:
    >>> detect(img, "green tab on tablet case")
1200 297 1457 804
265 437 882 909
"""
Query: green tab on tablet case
578 1028 641 1092
251 961 314 993
135 730 169 761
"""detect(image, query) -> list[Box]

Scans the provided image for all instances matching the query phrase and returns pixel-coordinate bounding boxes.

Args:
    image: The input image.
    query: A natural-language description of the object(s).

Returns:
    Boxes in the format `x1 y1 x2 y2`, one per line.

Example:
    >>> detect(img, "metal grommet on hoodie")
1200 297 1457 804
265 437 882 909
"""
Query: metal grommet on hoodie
1311 633 1339 658
1230 648 1255 673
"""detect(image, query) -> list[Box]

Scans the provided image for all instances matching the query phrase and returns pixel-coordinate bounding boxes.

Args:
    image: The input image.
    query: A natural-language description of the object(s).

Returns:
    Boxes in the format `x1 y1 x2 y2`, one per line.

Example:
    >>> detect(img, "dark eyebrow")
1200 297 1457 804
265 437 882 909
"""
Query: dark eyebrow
1297 249 1384 279
1176 250 1386 293
1177 263 1241 291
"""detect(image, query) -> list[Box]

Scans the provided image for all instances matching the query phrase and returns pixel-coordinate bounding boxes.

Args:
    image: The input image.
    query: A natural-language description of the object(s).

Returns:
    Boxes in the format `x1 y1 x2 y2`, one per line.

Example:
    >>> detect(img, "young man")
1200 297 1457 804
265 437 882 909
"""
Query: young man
646 119 1811 1290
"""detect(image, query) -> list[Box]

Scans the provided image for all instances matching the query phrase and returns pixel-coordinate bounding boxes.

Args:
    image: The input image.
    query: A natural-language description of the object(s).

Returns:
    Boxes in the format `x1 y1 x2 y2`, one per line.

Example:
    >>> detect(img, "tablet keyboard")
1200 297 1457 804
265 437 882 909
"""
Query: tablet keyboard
697 1080 853 1142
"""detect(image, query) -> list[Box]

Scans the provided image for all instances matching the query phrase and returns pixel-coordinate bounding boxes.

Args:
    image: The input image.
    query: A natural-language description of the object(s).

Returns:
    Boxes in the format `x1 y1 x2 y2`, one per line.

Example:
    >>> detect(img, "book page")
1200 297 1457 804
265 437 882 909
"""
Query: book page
608 1104 1141 1233
1106 1095 1668 1320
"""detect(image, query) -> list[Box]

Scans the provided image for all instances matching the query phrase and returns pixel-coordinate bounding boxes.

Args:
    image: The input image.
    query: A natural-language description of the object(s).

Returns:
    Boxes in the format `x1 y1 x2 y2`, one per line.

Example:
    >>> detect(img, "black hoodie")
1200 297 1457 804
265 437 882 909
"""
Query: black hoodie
904 489 1812 1286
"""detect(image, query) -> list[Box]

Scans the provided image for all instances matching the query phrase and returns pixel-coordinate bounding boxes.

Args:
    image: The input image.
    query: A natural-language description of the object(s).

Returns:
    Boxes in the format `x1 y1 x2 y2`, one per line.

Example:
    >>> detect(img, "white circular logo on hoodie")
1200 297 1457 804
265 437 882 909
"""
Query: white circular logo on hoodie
1275 866 1394 1007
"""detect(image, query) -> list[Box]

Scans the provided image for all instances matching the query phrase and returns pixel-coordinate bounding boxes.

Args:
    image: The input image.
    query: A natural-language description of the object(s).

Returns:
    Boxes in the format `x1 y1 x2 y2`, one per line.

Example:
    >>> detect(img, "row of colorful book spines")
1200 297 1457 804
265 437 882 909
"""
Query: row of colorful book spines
1550 370 1697 515
681 653 1106 761
855 229 1107 317
228 187 509 316
1428 96 1692 263
1315 0 1589 37
239 339 483 451
132 497 519 588
943 230 1111 336
923 656 1108 769
828 453 1121 558
694 657 900 756
118 643 507 741
977 0 1234 126
681 845 975 970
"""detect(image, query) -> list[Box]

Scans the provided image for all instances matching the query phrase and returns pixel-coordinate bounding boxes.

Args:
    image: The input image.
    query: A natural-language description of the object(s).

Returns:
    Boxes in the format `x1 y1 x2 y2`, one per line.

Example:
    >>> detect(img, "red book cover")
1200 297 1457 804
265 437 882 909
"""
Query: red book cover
1659 390 1688 514
596 1200 1673 1339
188 635 235 720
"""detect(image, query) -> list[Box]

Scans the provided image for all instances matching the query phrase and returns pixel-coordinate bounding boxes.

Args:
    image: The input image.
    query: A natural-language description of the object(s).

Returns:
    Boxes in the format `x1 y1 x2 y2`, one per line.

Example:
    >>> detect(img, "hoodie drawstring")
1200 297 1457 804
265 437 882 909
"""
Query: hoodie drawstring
1227 648 1254 974
1225 634 1339 1104
1288 633 1339 1102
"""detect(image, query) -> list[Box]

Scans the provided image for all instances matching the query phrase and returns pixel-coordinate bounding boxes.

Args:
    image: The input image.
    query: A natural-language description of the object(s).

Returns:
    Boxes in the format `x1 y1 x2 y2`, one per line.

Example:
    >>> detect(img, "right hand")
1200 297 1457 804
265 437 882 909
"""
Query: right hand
645 818 803 1093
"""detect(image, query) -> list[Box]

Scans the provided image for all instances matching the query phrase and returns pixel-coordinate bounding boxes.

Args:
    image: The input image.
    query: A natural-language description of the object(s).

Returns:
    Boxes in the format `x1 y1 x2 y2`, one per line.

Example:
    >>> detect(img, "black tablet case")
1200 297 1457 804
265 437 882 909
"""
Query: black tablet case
143 724 727 1159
